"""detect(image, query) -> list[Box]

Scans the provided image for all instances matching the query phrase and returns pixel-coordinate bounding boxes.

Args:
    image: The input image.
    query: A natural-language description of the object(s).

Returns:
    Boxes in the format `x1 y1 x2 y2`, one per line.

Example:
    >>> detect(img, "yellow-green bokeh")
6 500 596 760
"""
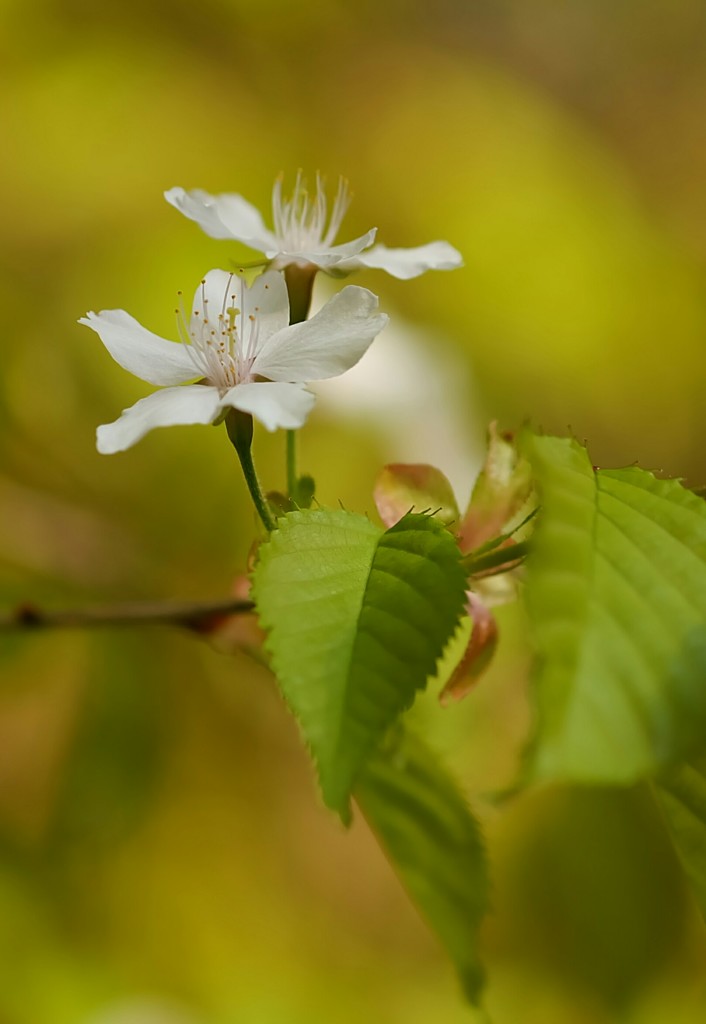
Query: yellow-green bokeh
2 1 706 1021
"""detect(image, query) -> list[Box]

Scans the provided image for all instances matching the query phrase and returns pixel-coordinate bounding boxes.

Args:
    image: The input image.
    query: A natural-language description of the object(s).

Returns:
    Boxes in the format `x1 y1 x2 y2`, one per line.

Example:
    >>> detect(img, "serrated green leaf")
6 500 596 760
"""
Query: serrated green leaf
356 728 489 1005
252 509 467 819
524 433 706 784
656 751 706 918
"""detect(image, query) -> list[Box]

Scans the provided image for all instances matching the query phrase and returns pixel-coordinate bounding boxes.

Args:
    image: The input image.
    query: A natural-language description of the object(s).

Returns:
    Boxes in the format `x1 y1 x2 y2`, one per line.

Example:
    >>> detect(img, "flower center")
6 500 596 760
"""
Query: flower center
176 276 259 393
271 172 350 254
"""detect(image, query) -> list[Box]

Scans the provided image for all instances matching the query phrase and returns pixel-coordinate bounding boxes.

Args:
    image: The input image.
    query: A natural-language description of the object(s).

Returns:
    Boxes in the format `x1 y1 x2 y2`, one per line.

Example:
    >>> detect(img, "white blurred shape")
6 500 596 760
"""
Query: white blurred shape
313 301 484 509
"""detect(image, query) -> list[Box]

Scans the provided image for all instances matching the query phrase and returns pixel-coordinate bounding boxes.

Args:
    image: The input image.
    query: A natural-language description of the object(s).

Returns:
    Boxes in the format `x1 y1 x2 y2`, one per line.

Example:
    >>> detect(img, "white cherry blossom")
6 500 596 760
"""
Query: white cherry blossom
165 173 463 280
80 269 387 454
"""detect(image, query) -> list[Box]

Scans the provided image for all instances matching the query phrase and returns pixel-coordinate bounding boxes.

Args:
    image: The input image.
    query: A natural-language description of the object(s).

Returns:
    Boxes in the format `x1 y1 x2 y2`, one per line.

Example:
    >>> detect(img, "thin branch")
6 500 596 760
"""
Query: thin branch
0 597 255 633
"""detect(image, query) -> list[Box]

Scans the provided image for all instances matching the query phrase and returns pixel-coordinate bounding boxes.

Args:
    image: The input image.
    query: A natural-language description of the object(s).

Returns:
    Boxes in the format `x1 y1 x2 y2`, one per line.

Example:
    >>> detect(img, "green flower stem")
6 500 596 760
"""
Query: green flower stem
284 263 316 325
286 430 298 500
225 409 276 532
283 262 317 498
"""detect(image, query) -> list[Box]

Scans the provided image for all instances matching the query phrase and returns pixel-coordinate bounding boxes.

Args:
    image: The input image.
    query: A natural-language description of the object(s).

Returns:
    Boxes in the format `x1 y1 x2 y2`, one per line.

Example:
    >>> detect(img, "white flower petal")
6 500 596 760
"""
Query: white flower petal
191 268 239 323
97 385 222 454
337 241 464 280
219 381 315 431
323 229 378 259
191 269 290 352
215 196 279 250
252 286 388 382
165 187 237 240
237 269 290 343
80 310 197 386
275 229 377 270
165 187 276 250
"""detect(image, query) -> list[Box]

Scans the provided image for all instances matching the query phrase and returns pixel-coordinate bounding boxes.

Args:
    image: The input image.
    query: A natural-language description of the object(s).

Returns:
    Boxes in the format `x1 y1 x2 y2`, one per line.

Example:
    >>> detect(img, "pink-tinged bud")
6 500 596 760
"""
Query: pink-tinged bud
458 422 533 552
374 463 460 529
439 592 499 705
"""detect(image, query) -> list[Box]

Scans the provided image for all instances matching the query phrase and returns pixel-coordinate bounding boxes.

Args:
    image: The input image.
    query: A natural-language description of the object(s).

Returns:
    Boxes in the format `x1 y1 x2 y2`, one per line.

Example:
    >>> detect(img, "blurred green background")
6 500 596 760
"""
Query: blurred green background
2 0 706 1021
